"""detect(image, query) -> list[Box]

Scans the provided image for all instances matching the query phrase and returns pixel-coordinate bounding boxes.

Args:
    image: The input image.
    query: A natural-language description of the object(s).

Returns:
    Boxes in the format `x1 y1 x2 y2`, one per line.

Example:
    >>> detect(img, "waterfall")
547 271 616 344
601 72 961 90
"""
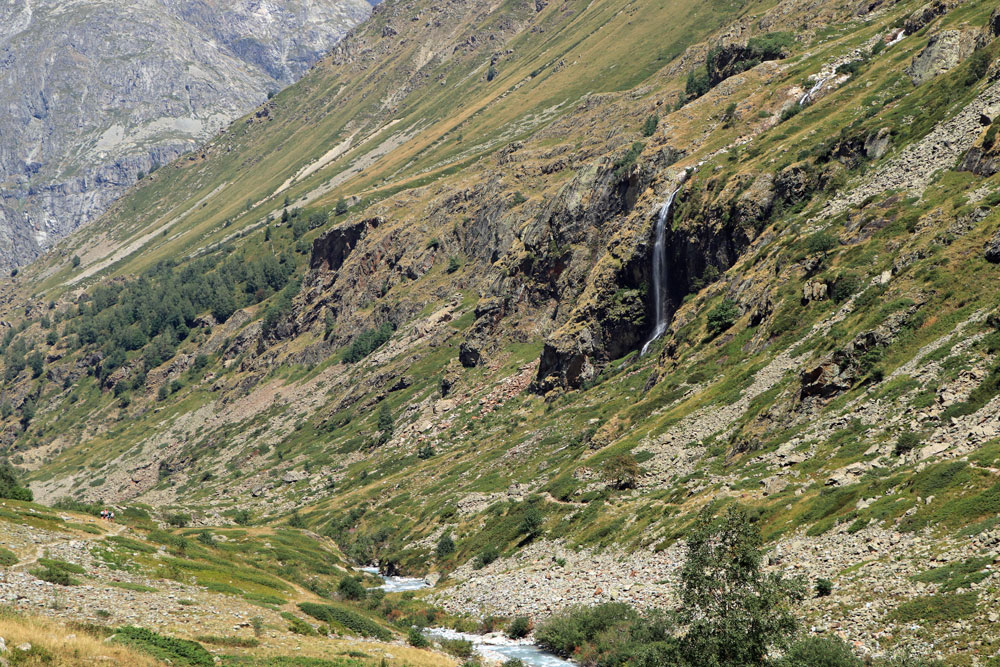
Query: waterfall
640 187 680 356
799 76 829 107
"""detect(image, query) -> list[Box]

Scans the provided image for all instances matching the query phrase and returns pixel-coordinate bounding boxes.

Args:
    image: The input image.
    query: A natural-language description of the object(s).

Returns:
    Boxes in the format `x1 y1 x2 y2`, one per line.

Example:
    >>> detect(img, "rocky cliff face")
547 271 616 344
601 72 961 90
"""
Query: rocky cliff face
0 0 372 270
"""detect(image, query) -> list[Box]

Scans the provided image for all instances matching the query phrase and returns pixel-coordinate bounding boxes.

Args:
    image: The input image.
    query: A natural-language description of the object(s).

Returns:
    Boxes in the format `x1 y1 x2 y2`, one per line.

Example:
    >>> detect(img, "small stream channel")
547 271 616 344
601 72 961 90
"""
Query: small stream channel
358 567 575 666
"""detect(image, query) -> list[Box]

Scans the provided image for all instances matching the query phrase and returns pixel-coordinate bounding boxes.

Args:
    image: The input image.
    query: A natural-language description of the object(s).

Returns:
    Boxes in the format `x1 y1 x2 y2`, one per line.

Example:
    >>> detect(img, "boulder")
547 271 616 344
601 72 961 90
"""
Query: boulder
801 361 852 399
864 128 893 161
802 281 829 303
903 0 949 35
958 146 1000 177
980 104 1000 126
906 29 977 85
282 470 309 484
988 8 1000 40
985 228 1000 263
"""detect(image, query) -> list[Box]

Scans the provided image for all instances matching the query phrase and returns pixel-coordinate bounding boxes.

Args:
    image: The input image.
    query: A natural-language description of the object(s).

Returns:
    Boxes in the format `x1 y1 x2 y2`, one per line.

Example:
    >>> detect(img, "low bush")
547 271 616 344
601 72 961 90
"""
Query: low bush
337 575 367 601
297 602 392 640
440 638 474 658
706 299 739 336
474 545 500 569
773 636 863 666
0 461 32 501
407 627 429 647
895 431 920 456
114 626 213 667
343 323 395 364
0 547 17 567
889 592 978 624
910 556 992 592
507 616 532 639
193 635 260 648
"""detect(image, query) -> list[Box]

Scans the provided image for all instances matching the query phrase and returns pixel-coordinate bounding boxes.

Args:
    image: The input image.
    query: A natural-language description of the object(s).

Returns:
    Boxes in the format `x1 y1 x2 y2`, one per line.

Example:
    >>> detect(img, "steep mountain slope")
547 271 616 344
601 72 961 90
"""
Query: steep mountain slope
0 0 372 269
3 0 1000 660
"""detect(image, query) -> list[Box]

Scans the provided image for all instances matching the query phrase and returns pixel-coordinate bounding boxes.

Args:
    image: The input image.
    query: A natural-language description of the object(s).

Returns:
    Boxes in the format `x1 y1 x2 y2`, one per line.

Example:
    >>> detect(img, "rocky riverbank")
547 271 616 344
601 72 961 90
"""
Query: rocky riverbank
433 523 1000 660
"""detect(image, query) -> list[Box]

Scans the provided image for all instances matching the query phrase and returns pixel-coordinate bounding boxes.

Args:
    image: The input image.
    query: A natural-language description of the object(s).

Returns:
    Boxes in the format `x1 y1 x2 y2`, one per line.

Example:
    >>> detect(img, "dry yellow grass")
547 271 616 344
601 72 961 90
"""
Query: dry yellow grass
225 633 459 667
0 612 161 666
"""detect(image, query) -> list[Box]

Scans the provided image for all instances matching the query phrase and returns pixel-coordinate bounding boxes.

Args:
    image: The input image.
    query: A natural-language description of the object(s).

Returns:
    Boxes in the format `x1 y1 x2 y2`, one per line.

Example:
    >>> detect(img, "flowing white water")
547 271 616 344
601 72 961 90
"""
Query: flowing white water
799 76 829 106
425 628 576 667
886 29 906 47
359 566 430 593
640 187 681 356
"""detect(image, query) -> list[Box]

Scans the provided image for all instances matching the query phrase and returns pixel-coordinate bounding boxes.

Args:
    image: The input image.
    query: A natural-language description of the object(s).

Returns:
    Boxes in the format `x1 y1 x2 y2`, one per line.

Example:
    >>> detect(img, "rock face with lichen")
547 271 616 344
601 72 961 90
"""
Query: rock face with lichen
906 28 978 85
0 0 372 270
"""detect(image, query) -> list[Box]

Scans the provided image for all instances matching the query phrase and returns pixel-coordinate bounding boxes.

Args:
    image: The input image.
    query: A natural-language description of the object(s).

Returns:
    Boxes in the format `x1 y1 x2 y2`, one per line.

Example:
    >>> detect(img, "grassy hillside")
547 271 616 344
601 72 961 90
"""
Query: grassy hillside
2 0 1000 660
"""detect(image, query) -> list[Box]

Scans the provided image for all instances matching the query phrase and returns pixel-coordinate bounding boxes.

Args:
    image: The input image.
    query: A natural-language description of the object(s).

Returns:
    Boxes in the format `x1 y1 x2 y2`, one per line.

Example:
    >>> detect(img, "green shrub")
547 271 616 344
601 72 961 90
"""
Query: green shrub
984 123 998 151
910 556 992 592
507 616 532 639
297 602 392 640
641 115 659 137
780 104 802 122
407 627 429 647
474 545 500 569
337 575 367 601
686 68 710 99
343 322 395 364
889 592 977 624
815 578 833 597
895 431 920 456
773 636 863 666
38 558 85 574
0 461 32 501
441 638 475 658
31 565 77 586
613 142 645 178
166 512 191 528
283 613 317 636
536 603 641 658
805 231 837 254
706 299 739 336
0 547 17 567
835 59 866 76
602 454 642 490
114 627 213 666
831 272 861 303
965 50 991 86
232 509 253 526
193 635 260 648
436 534 455 559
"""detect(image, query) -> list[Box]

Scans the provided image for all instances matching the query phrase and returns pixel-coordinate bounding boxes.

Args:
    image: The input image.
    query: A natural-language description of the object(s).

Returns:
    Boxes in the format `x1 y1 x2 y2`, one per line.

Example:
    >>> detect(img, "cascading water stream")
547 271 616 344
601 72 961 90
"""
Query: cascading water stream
640 187 680 356
799 76 829 106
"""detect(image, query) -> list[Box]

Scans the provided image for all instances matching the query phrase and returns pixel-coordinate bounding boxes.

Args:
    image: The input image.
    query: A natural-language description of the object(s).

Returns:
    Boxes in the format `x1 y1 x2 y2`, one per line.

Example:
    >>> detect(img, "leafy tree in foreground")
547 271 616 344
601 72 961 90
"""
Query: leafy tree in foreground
679 506 804 666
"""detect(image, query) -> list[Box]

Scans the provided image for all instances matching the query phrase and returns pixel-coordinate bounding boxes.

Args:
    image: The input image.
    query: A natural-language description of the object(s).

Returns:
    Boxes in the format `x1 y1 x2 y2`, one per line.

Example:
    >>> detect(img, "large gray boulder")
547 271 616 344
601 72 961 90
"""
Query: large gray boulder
984 228 1000 263
906 29 978 85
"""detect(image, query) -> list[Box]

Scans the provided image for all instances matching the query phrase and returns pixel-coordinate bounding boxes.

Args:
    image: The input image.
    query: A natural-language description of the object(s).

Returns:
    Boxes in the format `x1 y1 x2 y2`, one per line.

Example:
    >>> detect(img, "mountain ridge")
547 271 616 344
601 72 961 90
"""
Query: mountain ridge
0 0 373 270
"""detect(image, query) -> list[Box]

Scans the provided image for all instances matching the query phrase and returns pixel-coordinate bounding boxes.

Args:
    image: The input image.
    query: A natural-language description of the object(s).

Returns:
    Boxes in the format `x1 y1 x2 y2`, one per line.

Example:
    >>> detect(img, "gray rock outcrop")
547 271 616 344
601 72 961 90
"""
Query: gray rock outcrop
906 28 977 85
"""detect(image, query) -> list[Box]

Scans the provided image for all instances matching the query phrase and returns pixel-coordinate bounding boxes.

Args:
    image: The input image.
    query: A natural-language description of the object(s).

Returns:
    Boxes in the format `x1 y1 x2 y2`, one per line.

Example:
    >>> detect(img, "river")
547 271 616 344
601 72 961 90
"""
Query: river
358 566 575 666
